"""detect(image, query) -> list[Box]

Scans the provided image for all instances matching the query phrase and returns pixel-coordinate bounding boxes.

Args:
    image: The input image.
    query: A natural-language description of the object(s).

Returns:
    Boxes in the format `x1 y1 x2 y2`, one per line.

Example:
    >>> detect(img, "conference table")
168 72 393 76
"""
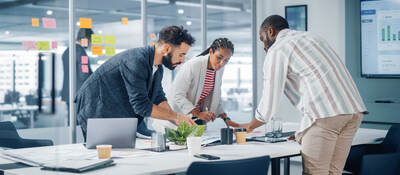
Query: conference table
0 124 387 175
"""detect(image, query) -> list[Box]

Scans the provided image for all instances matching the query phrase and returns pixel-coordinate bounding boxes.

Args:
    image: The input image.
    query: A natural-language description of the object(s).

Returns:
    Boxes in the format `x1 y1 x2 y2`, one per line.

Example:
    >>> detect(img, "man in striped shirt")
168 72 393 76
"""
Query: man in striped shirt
241 15 367 174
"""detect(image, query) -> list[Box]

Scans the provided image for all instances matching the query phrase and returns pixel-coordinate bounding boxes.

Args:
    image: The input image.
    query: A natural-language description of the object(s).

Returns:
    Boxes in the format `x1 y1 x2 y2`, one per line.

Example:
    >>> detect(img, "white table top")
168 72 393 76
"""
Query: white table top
0 124 388 175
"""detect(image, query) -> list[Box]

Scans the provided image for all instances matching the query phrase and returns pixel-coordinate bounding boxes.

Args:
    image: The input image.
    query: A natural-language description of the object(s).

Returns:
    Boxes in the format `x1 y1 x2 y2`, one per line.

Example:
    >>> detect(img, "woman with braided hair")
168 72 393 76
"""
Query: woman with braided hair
151 38 240 133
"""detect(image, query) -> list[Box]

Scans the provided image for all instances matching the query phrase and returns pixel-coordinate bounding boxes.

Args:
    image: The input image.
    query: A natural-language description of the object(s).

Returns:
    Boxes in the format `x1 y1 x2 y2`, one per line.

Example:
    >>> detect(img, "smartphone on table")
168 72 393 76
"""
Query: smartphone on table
194 154 220 160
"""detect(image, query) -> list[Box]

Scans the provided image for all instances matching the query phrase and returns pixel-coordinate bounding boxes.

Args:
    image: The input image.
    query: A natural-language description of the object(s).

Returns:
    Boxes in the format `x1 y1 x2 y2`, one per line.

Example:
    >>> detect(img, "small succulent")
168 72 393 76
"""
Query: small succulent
165 122 206 145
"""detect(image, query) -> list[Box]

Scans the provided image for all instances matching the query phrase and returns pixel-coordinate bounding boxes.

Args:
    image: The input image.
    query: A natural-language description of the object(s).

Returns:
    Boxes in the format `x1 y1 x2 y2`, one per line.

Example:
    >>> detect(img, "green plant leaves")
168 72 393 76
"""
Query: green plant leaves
190 125 206 137
165 122 206 145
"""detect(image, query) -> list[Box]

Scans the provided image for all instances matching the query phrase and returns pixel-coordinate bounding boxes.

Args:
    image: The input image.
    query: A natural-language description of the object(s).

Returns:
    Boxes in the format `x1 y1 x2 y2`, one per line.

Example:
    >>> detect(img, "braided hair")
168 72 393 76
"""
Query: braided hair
198 38 234 57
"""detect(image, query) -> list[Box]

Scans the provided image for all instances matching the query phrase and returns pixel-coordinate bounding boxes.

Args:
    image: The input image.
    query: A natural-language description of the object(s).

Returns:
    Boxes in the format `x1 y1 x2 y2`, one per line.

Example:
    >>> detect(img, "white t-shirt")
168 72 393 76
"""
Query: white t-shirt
153 65 158 76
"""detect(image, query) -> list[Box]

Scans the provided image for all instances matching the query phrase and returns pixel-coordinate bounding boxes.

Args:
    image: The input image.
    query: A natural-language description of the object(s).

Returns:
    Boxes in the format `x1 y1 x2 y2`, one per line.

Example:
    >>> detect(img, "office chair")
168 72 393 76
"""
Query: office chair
344 124 400 175
186 155 270 175
0 121 53 149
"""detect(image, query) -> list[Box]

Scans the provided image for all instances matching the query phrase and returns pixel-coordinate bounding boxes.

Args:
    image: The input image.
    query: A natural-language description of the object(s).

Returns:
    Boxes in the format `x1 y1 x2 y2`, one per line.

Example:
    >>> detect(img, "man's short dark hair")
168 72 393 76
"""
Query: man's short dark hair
158 25 195 47
261 15 289 31
77 28 94 41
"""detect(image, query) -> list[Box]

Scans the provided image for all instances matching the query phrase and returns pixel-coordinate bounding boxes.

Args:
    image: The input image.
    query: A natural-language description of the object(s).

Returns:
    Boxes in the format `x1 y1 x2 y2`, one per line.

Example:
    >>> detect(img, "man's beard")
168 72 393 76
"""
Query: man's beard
265 35 275 50
162 52 175 70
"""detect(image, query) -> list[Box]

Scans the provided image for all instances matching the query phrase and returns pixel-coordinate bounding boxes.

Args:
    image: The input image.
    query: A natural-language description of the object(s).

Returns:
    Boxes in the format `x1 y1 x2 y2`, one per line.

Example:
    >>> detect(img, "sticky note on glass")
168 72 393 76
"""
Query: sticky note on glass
32 18 39 27
80 18 92 28
22 41 37 50
37 41 50 50
92 46 103 55
105 47 115 56
104 35 116 45
81 65 89 73
42 18 56 29
91 34 103 44
51 41 57 49
81 56 88 64
122 17 128 24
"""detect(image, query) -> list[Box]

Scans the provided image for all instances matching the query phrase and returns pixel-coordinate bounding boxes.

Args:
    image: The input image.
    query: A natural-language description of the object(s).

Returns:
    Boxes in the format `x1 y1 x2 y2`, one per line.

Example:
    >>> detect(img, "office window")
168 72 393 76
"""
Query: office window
0 0 68 130
207 1 253 124
146 0 202 89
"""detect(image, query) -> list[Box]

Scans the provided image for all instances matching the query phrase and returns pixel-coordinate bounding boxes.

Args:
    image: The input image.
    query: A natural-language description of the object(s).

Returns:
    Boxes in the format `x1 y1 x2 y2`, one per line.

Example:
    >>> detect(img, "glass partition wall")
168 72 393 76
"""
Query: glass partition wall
0 0 256 145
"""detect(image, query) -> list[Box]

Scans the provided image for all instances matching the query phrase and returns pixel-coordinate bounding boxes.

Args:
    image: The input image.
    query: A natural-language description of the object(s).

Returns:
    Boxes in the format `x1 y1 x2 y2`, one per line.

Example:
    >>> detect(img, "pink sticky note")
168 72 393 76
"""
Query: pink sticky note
22 41 37 50
42 18 56 29
51 41 57 49
81 56 88 64
81 65 89 73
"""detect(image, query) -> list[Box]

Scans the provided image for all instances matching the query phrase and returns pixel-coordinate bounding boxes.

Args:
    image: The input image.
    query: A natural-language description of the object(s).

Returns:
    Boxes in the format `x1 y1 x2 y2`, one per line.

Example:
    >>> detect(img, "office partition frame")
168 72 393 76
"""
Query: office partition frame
68 0 258 142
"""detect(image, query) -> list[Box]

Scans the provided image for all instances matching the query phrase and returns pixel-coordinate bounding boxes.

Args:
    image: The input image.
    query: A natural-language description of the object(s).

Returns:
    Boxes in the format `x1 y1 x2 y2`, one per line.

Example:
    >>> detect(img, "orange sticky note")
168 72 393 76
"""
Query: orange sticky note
122 17 128 24
32 18 39 27
80 18 92 28
81 56 88 64
81 65 89 73
42 18 56 29
51 41 57 49
91 46 103 55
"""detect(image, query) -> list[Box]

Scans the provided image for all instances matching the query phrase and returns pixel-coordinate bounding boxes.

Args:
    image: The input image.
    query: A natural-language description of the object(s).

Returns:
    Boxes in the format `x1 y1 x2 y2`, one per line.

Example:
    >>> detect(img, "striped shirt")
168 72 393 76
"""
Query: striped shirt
256 29 367 137
196 69 216 110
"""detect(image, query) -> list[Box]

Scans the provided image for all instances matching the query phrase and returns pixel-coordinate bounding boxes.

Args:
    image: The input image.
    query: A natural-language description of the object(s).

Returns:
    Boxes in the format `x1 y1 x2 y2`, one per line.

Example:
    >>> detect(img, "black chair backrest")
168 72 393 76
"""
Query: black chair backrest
0 121 53 149
382 124 400 153
359 152 400 175
0 121 21 140
187 155 270 175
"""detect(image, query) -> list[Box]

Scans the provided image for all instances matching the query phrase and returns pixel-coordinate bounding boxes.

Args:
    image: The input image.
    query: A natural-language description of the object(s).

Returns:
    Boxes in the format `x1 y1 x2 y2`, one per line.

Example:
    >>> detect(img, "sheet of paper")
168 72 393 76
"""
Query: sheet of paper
42 17 56 29
32 18 39 27
22 41 37 50
122 17 128 24
81 56 88 64
91 34 103 44
0 144 97 167
51 41 57 49
110 150 160 159
80 18 92 28
37 41 50 50
81 65 89 73
91 46 103 56
105 46 115 56
104 35 116 45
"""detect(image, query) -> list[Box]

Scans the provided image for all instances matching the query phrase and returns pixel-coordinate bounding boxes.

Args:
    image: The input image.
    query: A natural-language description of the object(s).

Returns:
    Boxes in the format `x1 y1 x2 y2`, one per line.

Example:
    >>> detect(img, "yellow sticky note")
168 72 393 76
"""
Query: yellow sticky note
37 41 50 50
104 35 116 45
80 18 92 28
32 18 39 27
122 17 128 24
91 34 103 45
105 47 116 56
92 46 103 56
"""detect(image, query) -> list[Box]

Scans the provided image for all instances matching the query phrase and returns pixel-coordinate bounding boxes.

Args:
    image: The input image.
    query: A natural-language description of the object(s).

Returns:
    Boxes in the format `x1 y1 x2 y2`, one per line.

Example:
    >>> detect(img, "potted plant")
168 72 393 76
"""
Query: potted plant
165 122 206 146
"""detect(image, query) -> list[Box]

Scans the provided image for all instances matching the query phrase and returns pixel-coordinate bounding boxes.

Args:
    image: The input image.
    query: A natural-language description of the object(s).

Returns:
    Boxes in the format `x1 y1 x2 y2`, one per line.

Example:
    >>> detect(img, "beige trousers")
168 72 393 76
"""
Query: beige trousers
300 113 363 175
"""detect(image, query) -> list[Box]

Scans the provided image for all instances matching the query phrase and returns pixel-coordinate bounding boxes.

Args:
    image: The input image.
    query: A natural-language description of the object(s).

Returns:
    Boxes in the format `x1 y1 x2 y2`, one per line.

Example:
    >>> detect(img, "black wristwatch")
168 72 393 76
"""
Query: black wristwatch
223 116 231 121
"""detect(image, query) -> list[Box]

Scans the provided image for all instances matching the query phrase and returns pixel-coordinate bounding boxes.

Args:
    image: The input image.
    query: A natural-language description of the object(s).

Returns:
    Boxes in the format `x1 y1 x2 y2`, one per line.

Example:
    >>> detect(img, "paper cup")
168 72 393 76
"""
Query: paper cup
96 145 112 159
187 136 202 155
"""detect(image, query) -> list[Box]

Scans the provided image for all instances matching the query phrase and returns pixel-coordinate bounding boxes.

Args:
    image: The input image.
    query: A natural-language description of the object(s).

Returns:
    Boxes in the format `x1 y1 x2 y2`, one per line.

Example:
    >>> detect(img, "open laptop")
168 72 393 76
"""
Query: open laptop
86 118 138 149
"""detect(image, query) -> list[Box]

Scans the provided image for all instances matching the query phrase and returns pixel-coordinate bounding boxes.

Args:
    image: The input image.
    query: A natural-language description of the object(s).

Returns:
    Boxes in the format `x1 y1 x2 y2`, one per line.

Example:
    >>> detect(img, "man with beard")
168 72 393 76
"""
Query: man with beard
75 26 196 140
238 15 367 174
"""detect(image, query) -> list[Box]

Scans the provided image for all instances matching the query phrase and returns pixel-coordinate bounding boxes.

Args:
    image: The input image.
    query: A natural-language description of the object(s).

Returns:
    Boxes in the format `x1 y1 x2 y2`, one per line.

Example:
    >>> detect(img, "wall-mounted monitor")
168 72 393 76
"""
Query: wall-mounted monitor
361 0 400 78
